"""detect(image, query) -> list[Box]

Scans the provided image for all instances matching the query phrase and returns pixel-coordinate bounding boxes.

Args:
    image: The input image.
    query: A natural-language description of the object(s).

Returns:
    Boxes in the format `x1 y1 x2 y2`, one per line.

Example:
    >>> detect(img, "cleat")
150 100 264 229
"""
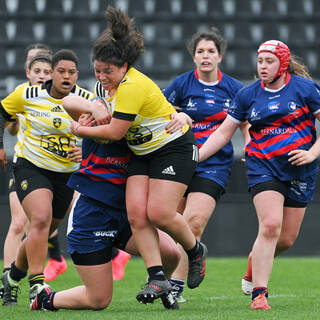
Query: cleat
242 252 252 281
161 291 179 309
242 278 254 295
242 252 253 295
250 292 271 310
187 242 208 289
30 285 56 311
29 283 50 302
173 291 186 303
136 279 172 304
112 250 131 281
44 256 67 281
170 280 186 303
0 285 4 299
1 271 20 306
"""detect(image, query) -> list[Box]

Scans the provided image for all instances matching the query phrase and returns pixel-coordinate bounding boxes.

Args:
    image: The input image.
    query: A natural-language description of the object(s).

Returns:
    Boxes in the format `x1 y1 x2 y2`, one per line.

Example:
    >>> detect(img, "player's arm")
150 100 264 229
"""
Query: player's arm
62 96 111 124
288 112 320 166
199 116 240 162
71 116 132 141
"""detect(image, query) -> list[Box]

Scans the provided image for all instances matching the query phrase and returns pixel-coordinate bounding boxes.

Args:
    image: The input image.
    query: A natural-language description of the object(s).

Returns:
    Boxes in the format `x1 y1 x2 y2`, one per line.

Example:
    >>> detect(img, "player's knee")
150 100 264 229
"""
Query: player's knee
89 295 112 310
260 220 281 239
188 217 204 239
10 221 25 236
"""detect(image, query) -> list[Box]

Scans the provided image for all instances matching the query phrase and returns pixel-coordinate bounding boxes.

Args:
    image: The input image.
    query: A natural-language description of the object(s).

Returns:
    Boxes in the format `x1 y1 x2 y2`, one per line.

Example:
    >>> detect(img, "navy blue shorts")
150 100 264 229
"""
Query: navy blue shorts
249 175 316 208
67 194 132 265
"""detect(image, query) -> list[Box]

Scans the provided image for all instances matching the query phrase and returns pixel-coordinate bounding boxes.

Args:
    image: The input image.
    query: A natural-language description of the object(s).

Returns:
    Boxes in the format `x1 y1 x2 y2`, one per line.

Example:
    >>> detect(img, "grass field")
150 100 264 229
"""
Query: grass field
1 257 320 319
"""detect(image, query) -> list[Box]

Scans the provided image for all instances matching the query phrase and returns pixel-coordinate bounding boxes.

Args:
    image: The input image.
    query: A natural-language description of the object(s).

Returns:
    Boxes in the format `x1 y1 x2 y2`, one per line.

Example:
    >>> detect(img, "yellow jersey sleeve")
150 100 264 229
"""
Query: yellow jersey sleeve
111 68 188 155
1 84 26 119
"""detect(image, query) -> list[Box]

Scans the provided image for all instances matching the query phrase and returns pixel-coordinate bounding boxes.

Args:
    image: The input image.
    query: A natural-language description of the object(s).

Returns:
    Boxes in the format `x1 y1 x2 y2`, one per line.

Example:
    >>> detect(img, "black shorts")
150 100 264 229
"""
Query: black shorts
250 180 308 208
13 157 74 219
185 176 225 202
128 129 198 186
8 171 16 193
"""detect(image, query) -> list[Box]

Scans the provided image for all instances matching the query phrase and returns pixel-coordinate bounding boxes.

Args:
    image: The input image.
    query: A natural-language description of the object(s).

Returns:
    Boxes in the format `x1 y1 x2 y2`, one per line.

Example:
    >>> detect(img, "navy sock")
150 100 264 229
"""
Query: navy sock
147 266 166 281
43 291 58 311
252 287 268 300
169 278 185 291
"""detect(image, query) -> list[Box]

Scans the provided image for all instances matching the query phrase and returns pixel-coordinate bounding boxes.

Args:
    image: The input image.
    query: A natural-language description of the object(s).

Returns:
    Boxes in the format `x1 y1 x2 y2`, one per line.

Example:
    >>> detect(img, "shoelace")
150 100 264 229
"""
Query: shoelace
7 285 21 301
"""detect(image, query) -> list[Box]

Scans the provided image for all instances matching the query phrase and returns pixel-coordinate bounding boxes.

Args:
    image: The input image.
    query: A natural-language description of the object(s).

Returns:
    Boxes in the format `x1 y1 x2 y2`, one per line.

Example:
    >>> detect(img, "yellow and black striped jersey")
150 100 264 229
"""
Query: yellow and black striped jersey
12 81 29 157
94 81 108 98
110 67 189 155
0 80 94 172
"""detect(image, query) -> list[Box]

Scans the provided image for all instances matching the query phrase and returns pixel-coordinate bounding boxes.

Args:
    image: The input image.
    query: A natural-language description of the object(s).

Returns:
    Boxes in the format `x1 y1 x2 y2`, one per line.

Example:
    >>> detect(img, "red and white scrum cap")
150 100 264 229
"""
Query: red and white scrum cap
258 40 290 79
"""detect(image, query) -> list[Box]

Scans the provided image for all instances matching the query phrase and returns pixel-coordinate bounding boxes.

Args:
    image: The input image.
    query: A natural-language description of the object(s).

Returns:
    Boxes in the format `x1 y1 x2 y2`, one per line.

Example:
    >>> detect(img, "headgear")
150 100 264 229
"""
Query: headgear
258 40 290 81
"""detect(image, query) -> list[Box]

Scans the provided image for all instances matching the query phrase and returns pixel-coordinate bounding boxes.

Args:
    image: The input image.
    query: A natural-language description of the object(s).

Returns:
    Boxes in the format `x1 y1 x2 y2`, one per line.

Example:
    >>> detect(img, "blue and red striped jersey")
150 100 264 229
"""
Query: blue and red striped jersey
228 73 320 181
163 69 242 187
67 138 131 209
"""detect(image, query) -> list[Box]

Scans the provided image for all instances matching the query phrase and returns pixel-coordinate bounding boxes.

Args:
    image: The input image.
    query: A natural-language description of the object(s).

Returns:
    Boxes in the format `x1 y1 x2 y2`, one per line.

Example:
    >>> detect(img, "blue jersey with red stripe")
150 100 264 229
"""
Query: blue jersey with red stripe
67 138 131 210
163 69 242 187
228 73 320 183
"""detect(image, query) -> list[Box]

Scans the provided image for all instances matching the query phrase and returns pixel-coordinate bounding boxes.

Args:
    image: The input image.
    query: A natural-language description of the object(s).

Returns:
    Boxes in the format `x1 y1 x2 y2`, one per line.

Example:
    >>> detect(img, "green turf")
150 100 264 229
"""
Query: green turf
1 257 319 319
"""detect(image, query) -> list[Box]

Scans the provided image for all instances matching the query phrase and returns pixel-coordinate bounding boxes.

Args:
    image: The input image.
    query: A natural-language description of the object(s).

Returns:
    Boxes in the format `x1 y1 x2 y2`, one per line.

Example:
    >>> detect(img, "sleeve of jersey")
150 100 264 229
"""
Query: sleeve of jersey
227 89 247 123
112 82 145 121
0 86 25 120
308 81 320 114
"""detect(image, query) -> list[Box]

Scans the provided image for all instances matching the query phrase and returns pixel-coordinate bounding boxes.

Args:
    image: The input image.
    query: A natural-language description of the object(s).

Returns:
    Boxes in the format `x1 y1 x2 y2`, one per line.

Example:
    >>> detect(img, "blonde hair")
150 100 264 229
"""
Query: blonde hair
287 54 311 79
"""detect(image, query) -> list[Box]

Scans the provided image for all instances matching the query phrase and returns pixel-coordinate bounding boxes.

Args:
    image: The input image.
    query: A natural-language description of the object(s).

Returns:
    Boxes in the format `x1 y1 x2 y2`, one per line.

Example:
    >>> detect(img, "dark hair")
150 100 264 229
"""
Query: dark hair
25 43 52 57
28 53 52 70
187 27 227 57
92 5 144 68
52 49 79 69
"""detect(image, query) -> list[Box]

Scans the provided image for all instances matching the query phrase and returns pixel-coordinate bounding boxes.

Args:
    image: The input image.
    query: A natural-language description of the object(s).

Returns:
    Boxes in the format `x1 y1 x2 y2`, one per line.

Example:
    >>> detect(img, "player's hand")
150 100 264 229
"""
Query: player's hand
166 112 192 134
78 113 95 127
90 98 112 125
288 149 316 166
67 142 82 163
0 149 7 171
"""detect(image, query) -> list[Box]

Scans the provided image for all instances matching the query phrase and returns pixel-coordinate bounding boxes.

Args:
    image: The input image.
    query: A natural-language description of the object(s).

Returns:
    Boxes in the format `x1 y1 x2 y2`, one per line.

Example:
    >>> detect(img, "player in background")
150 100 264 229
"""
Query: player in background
198 40 320 310
0 49 93 307
163 27 247 302
0 44 69 292
24 44 70 282
0 51 53 301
